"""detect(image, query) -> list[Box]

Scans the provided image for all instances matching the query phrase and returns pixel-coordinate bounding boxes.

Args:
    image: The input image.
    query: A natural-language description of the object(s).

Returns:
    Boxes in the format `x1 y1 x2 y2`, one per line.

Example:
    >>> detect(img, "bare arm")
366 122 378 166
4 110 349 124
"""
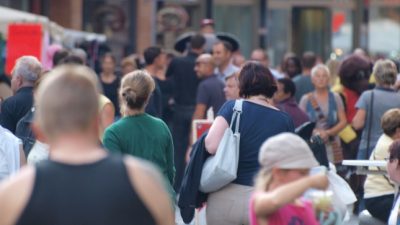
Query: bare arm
192 104 207 120
253 173 329 217
0 166 35 225
124 157 174 225
99 103 115 139
352 109 366 130
204 116 229 154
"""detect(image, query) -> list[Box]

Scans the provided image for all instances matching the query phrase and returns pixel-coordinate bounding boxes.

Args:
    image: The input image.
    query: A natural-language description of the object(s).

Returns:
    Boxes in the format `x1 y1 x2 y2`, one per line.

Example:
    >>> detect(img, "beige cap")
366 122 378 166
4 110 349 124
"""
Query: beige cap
259 132 319 171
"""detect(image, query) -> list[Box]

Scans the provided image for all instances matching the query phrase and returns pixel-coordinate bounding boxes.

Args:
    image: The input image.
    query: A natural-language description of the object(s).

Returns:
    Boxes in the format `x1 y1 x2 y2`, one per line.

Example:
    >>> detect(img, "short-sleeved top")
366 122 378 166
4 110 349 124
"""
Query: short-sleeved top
0 87 34 133
293 75 314 103
196 74 226 116
355 88 400 157
103 114 175 200
299 91 344 130
249 193 319 225
218 100 295 186
364 134 395 198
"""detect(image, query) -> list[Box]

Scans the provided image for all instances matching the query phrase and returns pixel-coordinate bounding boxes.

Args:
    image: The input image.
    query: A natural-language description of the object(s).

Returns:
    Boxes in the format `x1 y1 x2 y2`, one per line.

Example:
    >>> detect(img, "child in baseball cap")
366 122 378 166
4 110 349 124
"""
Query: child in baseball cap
249 132 329 225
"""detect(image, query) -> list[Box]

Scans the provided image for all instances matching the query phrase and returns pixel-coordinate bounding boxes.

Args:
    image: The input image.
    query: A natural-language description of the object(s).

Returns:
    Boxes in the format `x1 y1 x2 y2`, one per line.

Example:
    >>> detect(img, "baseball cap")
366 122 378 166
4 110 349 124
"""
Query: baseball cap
259 132 319 171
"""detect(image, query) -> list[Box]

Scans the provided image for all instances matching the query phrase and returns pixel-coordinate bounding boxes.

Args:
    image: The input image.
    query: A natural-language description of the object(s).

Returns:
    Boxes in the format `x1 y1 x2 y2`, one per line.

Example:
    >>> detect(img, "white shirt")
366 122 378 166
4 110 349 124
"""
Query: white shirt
27 141 49 165
0 126 22 181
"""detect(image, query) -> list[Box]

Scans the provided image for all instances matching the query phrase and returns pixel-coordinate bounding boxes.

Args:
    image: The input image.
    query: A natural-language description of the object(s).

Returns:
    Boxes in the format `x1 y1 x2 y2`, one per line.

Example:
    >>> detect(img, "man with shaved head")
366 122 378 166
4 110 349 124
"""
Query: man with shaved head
0 65 174 225
193 54 225 119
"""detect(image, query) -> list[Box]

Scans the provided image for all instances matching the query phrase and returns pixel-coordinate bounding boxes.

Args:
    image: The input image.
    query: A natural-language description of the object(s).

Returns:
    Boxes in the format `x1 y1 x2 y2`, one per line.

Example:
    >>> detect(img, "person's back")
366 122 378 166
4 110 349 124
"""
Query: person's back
218 100 295 185
16 155 155 225
104 114 174 192
0 65 174 225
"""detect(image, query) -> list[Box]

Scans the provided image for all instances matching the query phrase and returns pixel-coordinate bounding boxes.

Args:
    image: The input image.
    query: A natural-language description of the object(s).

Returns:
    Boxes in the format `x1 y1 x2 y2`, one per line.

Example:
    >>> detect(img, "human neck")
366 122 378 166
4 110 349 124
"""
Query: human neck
247 95 277 109
49 133 106 164
145 65 157 76
101 71 114 77
124 108 145 116
218 61 230 73
303 68 311 76
314 87 328 95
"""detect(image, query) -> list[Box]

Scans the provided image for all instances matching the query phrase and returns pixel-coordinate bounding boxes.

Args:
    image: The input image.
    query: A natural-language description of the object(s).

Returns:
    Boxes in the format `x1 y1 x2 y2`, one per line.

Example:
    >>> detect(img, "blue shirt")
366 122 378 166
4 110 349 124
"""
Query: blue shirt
218 100 295 186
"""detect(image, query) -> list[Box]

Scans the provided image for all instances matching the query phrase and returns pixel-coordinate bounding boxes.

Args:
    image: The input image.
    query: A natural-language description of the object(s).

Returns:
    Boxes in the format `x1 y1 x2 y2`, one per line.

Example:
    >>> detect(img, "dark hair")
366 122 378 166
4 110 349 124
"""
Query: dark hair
215 41 233 53
239 62 277 98
339 54 372 88
58 54 84 65
277 78 296 97
144 46 162 65
100 53 116 64
389 140 400 164
190 34 206 50
53 49 69 67
302 51 317 69
283 56 302 77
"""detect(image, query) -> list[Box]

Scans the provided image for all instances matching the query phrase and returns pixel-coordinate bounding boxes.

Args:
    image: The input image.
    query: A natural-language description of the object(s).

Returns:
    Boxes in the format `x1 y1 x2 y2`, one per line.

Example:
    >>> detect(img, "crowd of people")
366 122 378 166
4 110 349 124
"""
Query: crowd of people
1 21 400 225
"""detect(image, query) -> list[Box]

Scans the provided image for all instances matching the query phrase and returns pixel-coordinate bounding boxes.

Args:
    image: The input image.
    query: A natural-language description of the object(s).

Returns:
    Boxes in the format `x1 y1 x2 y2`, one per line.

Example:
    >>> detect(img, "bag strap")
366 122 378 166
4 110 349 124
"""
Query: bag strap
229 99 243 134
308 93 326 121
366 91 374 159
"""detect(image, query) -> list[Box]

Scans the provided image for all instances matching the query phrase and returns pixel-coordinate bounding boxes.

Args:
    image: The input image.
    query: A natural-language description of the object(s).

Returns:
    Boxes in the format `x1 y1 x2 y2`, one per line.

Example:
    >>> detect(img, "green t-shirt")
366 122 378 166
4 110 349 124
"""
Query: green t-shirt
103 114 175 200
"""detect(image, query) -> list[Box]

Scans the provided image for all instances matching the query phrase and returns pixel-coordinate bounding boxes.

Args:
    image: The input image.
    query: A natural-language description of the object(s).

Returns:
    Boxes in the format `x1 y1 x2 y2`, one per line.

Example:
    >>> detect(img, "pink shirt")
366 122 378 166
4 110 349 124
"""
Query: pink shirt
249 193 320 225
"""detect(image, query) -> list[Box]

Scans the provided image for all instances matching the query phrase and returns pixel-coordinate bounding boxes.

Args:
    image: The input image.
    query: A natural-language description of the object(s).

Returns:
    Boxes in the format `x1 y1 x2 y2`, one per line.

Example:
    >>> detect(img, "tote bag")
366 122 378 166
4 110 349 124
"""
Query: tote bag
199 99 242 193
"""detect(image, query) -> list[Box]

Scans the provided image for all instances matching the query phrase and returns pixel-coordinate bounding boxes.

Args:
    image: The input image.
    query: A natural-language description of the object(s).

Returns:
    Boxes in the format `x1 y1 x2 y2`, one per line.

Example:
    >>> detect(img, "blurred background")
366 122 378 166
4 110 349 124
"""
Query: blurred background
0 0 399 69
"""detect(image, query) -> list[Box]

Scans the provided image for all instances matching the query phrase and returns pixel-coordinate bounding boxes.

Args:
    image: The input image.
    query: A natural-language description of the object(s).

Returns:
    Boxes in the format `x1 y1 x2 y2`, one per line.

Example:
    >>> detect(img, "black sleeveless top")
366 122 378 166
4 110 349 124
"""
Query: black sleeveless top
16 155 156 225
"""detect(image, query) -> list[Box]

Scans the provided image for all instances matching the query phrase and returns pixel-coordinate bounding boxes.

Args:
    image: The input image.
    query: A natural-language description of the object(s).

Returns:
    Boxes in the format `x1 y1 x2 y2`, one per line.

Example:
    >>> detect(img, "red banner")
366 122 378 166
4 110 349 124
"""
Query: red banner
6 24 42 76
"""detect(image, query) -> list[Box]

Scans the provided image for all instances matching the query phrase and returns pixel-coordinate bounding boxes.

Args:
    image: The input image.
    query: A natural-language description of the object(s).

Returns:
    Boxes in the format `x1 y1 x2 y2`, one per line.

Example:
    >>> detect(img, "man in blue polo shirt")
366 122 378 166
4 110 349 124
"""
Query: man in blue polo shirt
0 56 42 133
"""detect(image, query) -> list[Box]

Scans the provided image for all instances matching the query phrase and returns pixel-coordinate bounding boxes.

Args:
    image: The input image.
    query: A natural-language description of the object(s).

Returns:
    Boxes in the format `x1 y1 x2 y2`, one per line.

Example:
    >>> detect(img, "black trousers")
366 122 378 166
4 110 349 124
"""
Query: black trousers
365 193 394 222
172 105 195 192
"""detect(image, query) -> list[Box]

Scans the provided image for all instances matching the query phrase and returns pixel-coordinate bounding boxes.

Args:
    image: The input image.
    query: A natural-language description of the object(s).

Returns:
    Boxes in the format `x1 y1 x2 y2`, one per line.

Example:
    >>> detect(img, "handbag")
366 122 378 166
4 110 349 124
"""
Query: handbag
199 99 242 193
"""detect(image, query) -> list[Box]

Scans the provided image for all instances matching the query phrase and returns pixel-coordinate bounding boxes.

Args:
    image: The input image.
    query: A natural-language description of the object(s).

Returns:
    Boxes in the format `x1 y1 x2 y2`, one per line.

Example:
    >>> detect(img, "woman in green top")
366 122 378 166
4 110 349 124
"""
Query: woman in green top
103 70 175 201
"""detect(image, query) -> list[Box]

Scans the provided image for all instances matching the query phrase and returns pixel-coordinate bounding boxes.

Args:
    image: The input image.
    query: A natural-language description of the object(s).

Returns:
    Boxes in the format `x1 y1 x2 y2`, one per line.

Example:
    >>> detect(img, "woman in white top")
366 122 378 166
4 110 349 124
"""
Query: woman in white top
0 125 26 180
386 140 400 225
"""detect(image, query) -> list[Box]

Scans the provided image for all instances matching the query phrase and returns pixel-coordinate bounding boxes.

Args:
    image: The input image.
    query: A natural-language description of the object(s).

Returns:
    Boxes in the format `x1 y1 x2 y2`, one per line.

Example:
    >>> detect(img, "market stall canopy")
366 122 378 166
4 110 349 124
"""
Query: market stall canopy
63 28 107 48
0 6 64 41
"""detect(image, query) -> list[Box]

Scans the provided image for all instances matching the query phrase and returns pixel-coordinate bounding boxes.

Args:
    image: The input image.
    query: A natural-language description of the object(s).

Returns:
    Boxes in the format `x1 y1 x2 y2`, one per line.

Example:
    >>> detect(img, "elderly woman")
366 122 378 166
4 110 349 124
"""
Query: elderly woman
364 109 400 223
299 64 347 164
352 59 400 160
205 62 295 225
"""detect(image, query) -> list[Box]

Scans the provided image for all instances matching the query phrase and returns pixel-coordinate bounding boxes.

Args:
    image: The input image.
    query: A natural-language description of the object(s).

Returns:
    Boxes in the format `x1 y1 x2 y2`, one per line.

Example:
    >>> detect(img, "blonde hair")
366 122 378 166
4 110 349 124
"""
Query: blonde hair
35 65 99 139
311 64 330 79
119 70 155 114
254 168 273 191
373 59 397 86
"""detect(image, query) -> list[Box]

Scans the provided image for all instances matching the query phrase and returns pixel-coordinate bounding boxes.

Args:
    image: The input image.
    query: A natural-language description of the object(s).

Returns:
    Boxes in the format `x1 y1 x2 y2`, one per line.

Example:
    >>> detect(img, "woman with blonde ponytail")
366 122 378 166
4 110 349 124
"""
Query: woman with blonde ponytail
103 70 176 203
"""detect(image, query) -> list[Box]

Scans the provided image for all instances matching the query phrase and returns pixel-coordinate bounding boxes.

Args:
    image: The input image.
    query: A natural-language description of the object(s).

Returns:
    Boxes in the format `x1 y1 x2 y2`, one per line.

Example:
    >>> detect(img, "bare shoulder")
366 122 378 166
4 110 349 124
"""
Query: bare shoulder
0 166 36 225
123 156 174 225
